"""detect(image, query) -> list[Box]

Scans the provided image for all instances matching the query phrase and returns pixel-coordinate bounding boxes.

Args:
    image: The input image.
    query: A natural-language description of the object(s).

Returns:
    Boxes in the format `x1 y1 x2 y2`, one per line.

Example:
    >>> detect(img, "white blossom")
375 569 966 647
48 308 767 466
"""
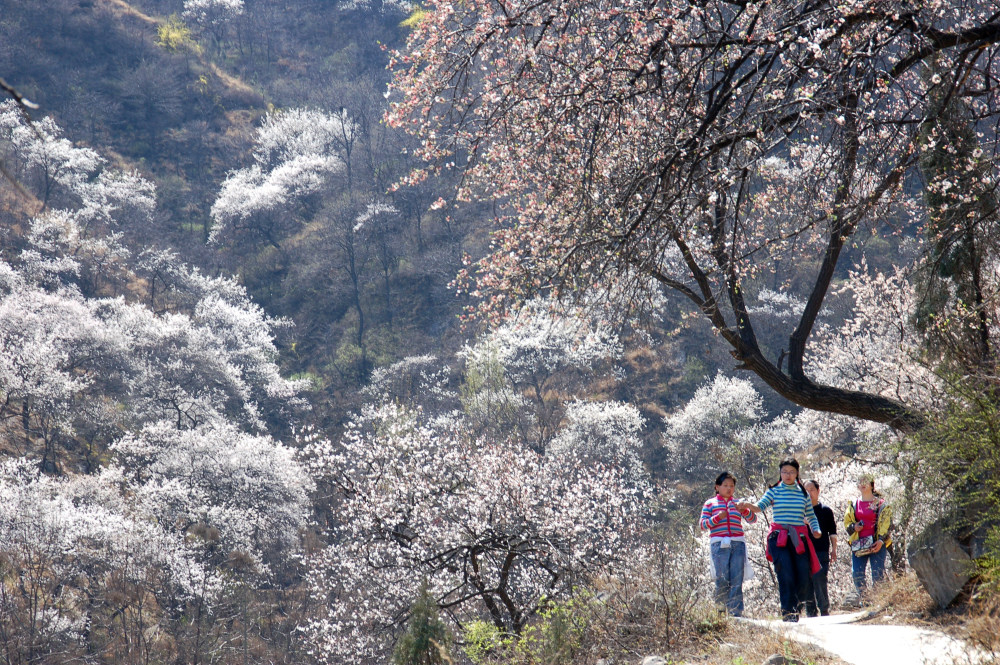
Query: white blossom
548 399 647 481
209 108 354 243
301 402 646 662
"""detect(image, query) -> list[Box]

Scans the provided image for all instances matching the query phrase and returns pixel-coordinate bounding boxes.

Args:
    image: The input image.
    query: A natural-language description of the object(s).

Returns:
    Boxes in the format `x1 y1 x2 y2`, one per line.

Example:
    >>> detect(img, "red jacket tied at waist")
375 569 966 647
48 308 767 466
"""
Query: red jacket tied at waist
766 523 822 575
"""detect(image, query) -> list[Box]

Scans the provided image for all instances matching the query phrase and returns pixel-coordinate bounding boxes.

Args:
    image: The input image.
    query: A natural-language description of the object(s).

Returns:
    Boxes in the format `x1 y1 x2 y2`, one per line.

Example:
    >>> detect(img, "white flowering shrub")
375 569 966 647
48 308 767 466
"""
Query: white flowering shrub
113 420 313 576
548 399 646 481
0 105 306 448
0 102 103 206
182 0 244 26
464 296 623 384
362 353 456 411
0 459 213 663
210 108 355 246
0 258 306 460
0 101 155 293
181 0 244 51
0 107 313 663
301 402 648 663
338 0 414 15
810 262 942 414
460 295 623 447
663 373 790 491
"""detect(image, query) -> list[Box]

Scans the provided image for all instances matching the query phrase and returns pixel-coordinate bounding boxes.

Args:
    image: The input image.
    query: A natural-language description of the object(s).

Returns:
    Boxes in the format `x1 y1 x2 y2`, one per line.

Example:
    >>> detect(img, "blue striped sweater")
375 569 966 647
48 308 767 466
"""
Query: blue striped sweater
756 482 820 532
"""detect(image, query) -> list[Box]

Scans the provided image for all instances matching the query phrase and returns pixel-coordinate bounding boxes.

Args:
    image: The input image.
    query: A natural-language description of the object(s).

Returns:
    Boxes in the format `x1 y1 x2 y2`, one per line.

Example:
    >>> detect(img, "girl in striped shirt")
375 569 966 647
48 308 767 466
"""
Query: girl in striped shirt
738 458 822 622
700 471 757 616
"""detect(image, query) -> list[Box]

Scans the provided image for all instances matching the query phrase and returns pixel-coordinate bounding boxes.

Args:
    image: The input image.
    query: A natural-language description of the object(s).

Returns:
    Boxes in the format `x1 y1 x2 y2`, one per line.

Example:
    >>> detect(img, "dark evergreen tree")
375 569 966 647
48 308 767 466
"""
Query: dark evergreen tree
391 579 452 665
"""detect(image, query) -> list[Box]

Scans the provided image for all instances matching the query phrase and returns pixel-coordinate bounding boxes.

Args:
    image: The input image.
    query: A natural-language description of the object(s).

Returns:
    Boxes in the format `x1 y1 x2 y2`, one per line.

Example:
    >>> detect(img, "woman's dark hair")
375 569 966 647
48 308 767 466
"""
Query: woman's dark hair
715 471 736 488
768 458 808 496
805 479 820 491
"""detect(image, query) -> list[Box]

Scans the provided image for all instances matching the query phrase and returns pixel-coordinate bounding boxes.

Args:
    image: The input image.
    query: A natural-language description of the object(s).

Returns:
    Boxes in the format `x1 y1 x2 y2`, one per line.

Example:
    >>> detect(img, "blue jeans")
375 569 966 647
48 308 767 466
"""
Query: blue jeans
710 540 746 616
852 546 887 597
768 534 811 619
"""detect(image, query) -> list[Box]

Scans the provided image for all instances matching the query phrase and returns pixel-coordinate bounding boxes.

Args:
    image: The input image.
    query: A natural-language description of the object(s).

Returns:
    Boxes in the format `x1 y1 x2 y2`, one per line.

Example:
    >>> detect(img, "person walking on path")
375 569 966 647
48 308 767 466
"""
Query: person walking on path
700 471 757 616
844 473 892 603
738 459 822 622
802 479 837 617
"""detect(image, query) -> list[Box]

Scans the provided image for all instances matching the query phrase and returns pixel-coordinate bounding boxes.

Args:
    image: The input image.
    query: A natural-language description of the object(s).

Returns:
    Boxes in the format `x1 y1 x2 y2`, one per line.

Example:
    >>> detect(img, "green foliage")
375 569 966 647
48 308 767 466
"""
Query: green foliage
462 620 512 665
512 597 588 665
157 15 201 54
459 343 525 437
678 355 708 394
911 375 1000 575
400 7 429 29
975 527 1000 595
392 580 453 665
694 612 727 635
365 327 406 369
460 344 505 401
463 596 589 665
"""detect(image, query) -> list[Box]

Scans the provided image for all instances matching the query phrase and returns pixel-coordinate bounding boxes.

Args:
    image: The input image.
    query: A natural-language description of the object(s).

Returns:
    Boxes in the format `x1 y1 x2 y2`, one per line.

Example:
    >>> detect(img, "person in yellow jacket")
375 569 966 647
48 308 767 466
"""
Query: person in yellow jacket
843 473 892 601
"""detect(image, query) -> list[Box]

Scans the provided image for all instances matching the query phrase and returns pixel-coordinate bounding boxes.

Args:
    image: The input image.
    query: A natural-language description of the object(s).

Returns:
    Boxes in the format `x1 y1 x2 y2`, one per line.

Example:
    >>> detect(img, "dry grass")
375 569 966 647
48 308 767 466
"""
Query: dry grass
583 615 852 665
952 578 1000 657
964 606 1000 657
859 570 938 622
691 571 999 664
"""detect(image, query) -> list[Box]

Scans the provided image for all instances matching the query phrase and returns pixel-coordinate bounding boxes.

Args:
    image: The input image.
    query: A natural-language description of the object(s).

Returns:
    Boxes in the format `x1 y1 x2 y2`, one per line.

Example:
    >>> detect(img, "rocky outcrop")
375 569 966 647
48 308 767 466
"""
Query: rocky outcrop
762 655 803 665
907 519 976 608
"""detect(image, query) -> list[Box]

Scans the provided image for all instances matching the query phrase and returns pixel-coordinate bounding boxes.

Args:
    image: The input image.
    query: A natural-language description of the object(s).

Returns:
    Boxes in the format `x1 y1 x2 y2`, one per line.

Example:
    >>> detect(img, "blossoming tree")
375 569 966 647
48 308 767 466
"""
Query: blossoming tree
0 103 314 664
387 0 1000 432
302 401 647 663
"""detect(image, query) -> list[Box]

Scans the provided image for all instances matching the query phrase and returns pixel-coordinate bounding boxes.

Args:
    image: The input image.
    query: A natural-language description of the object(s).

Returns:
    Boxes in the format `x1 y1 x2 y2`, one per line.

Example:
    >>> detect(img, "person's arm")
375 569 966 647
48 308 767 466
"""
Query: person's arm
806 498 821 538
700 500 723 531
827 508 839 561
737 488 771 515
873 501 892 552
844 502 860 535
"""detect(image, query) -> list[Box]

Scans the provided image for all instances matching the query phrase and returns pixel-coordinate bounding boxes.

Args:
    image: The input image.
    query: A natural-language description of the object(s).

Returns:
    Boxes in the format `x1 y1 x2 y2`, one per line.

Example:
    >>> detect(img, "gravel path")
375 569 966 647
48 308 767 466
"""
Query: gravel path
739 611 992 665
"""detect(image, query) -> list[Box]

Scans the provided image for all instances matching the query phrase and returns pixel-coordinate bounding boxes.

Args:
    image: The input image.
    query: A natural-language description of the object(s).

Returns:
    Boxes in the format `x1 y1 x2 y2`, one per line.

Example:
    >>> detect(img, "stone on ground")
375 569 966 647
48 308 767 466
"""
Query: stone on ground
908 519 975 608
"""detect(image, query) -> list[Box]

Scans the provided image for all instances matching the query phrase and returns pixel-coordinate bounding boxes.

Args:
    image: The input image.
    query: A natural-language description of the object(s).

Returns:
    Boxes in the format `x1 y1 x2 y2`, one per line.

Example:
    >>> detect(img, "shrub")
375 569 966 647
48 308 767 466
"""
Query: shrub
392 580 453 665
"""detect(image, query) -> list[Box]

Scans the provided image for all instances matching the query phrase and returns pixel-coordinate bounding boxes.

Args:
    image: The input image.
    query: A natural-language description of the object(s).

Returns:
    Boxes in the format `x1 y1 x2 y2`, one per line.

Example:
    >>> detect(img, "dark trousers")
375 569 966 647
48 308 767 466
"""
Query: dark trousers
768 534 811 619
803 550 830 616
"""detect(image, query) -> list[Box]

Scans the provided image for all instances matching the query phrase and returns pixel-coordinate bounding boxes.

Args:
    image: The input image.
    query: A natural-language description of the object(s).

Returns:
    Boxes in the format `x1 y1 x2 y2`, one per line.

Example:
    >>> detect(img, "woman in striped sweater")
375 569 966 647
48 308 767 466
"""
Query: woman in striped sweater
738 459 822 622
700 471 757 616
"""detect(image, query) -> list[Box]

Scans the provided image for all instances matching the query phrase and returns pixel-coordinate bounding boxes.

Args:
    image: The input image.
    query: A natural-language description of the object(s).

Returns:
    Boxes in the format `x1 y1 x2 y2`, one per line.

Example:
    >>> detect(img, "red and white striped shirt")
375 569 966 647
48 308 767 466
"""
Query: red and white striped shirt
700 494 757 539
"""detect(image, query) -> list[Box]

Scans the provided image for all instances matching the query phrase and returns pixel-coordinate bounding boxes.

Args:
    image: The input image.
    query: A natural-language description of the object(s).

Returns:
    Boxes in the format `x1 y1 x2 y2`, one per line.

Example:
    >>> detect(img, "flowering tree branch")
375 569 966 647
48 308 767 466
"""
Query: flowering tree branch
388 0 1000 433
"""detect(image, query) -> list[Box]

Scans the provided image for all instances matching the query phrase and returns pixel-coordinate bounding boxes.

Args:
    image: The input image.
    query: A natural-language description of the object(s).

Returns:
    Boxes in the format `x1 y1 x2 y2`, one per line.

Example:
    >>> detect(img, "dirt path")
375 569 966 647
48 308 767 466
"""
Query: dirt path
739 611 991 665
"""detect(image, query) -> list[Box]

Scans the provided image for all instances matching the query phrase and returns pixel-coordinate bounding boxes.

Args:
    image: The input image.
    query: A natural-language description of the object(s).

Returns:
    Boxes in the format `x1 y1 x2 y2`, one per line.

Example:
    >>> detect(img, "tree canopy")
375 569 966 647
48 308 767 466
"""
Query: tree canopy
388 0 1000 431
